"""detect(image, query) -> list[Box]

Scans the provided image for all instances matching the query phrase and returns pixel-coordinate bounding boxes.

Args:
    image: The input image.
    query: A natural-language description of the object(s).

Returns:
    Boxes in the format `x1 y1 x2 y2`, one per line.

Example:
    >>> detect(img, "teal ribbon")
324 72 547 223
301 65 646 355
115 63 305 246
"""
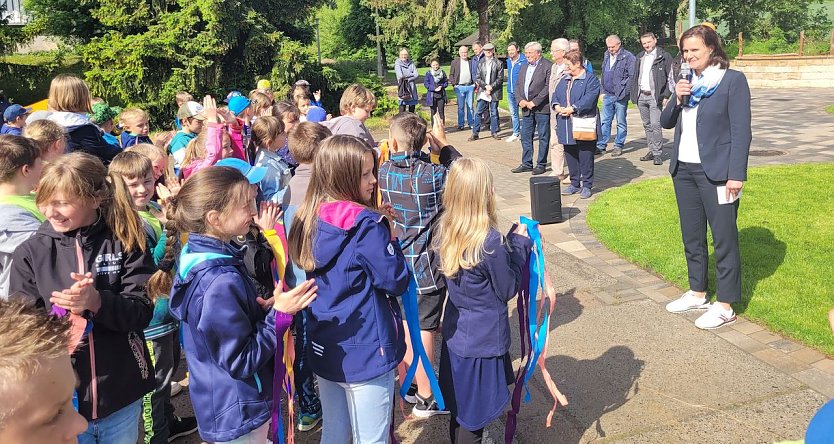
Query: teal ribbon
519 216 549 402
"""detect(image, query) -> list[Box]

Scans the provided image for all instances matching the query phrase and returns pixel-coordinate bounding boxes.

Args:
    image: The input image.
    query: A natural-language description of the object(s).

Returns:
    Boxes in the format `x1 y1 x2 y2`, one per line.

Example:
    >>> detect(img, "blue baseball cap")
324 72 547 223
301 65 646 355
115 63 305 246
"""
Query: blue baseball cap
215 158 267 184
228 96 251 116
4 104 31 122
306 106 327 123
224 90 243 103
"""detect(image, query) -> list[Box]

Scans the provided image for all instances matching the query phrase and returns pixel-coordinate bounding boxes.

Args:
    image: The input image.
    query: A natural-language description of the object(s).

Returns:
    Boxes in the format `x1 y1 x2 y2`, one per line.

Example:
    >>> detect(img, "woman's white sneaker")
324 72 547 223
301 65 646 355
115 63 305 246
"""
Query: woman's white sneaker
665 290 710 313
694 303 736 330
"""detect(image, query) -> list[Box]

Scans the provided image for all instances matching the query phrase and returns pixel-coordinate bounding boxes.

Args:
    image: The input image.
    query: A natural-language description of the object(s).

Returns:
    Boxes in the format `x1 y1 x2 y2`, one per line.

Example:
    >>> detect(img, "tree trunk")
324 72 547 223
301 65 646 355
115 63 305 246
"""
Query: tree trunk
477 0 490 42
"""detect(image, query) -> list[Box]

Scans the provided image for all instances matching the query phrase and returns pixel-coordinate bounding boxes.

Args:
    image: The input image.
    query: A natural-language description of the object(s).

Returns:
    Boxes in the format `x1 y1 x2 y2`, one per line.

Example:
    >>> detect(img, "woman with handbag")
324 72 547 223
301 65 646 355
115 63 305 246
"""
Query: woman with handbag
551 50 601 199
395 48 420 113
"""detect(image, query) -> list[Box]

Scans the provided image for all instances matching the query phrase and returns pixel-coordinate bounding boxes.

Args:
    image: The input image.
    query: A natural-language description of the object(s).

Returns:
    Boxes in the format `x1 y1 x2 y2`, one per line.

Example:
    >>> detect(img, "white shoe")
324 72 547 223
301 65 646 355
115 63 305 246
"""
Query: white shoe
694 303 737 329
170 381 183 397
665 290 710 313
505 134 520 143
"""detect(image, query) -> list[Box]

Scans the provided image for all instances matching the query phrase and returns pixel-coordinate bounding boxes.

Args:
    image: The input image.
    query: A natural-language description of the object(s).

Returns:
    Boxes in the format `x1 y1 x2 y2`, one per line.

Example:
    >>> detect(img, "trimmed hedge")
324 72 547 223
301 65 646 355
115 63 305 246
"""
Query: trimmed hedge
0 55 84 105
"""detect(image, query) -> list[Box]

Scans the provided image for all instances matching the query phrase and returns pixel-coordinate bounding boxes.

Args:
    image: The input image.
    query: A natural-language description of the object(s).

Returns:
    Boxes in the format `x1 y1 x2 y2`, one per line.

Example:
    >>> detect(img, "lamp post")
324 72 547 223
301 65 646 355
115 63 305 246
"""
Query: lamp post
316 18 322 64
689 0 695 28
375 12 384 77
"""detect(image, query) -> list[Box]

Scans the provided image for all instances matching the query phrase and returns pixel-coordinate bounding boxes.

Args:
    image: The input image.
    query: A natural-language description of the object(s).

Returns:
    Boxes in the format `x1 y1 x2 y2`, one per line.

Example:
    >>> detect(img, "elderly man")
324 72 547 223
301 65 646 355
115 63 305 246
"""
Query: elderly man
630 32 672 165
449 45 475 130
470 41 490 132
505 42 527 143
598 34 635 156
470 42 504 140
511 41 553 174
548 38 571 181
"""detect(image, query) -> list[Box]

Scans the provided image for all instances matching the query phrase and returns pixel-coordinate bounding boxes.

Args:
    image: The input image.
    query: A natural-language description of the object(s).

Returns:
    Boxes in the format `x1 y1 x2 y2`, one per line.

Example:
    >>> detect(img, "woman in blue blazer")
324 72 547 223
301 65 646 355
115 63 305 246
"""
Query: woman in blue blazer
551 49 601 199
660 25 752 330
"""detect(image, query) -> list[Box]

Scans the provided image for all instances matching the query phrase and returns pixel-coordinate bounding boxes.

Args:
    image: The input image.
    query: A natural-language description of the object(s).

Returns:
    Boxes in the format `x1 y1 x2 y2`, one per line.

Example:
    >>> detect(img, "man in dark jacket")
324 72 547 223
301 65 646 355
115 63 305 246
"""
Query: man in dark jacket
630 32 673 165
598 34 636 156
469 43 504 141
449 45 475 130
512 41 553 175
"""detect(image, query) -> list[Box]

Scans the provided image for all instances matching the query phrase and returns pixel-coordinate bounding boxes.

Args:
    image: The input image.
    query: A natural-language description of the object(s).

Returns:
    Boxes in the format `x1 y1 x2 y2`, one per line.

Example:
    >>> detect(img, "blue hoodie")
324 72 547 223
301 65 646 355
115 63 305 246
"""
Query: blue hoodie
169 234 292 443
306 201 410 383
120 131 153 149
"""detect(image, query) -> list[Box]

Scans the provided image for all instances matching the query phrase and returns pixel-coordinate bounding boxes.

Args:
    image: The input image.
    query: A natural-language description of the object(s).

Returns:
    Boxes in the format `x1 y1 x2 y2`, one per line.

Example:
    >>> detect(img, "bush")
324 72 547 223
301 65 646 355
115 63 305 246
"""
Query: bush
0 51 84 105
319 59 396 117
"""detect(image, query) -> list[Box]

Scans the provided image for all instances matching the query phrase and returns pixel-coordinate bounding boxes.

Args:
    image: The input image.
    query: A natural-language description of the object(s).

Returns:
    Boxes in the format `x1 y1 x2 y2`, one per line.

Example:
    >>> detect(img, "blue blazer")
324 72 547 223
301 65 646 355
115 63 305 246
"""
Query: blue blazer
551 71 601 145
660 69 752 181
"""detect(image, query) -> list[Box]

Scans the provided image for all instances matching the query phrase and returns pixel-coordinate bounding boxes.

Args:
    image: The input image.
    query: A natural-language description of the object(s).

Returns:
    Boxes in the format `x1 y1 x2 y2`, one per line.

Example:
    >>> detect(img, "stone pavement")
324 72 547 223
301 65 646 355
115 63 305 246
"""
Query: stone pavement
176 89 834 443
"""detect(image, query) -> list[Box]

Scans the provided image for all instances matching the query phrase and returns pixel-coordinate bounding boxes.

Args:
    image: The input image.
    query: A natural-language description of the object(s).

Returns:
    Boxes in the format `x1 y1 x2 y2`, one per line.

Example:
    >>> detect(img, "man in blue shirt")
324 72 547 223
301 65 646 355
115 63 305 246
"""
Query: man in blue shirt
505 42 527 143
598 34 636 156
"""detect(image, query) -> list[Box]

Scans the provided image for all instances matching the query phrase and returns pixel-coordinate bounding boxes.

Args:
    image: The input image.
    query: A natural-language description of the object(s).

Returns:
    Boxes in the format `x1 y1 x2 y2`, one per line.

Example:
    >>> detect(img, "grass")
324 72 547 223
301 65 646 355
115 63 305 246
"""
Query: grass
826 104 834 114
586 164 834 356
0 53 82 66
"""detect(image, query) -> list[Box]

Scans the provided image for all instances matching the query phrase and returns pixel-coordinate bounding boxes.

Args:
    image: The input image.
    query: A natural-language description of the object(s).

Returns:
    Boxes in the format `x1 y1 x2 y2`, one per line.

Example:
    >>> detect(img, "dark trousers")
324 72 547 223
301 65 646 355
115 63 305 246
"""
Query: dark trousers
142 333 177 444
450 418 484 444
520 112 551 168
430 98 446 122
564 141 596 189
294 310 322 414
473 100 499 135
672 161 742 303
399 104 416 113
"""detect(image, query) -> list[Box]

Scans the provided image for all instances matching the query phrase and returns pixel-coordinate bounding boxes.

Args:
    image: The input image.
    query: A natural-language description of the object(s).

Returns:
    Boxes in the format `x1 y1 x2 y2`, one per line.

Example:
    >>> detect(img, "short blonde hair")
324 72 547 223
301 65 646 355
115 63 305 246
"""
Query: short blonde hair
119 108 149 125
126 142 165 162
288 122 332 164
22 119 65 157
0 300 70 427
339 84 376 115
47 74 92 113
176 91 193 104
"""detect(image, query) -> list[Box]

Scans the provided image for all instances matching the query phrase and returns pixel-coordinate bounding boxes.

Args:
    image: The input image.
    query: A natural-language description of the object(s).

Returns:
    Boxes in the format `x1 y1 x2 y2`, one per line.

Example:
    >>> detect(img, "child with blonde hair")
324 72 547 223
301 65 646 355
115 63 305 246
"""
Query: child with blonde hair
436 158 531 443
321 84 377 148
174 91 193 130
22 118 67 162
45 74 121 164
250 116 291 203
9 152 156 444
119 108 152 148
288 134 409 443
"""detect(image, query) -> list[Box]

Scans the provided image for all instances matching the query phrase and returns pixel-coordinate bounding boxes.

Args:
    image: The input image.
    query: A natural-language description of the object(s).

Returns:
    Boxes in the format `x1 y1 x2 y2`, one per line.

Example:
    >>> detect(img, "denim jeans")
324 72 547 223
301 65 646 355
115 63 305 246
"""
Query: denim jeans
454 85 475 128
317 369 395 444
79 399 142 444
507 92 521 136
598 94 629 151
294 310 321 415
473 99 499 135
520 112 551 168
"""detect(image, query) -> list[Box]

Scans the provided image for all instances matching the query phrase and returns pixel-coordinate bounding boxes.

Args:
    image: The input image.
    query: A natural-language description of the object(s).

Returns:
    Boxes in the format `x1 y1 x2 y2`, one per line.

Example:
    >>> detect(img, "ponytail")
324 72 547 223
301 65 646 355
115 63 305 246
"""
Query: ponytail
147 215 181 299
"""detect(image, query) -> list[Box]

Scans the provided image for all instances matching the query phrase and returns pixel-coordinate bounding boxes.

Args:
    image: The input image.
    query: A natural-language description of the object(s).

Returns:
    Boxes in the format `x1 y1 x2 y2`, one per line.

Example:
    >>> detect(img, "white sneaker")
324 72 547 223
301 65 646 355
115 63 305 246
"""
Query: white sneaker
665 290 710 313
694 303 737 330
170 381 183 397
505 134 520 143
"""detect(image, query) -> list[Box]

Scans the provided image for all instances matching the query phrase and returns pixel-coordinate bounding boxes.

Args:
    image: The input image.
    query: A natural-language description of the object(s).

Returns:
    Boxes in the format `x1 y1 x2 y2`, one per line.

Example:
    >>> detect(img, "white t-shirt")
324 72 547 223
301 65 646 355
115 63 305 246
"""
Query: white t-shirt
639 49 657 92
677 105 701 163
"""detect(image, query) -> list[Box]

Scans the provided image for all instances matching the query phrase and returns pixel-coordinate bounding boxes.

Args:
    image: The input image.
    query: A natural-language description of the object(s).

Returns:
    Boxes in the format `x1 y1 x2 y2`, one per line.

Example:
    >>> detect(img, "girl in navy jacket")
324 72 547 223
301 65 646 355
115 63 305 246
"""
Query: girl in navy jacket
288 135 410 444
149 166 317 443
436 158 532 443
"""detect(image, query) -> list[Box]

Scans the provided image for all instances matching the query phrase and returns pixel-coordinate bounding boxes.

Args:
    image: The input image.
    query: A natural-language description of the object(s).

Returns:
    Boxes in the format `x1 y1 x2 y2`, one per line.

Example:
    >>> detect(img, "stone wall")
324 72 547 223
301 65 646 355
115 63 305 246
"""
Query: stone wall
733 55 834 88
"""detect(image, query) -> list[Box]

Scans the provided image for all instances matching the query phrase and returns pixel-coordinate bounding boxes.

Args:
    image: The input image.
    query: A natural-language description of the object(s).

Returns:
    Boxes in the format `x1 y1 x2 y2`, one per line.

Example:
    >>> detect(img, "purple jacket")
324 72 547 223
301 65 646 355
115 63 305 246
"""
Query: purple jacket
443 228 531 358
306 201 410 383
423 71 448 107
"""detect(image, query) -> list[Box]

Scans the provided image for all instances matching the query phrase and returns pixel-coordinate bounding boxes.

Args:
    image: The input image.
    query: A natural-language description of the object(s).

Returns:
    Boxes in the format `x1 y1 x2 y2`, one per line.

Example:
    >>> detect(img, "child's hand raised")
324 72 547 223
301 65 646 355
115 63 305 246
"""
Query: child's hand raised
203 95 218 123
272 279 318 315
254 202 283 232
314 90 322 102
431 113 448 148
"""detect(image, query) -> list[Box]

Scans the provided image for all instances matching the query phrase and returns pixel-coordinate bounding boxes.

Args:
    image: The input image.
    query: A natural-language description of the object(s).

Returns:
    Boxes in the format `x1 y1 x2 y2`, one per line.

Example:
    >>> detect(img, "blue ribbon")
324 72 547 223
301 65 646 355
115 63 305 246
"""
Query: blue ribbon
519 216 549 403
398 271 446 410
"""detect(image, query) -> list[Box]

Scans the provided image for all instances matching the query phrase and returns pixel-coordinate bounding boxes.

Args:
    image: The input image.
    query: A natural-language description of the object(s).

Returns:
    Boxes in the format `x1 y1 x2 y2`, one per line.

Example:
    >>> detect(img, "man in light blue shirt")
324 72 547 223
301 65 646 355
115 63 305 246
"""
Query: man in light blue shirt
505 42 527 143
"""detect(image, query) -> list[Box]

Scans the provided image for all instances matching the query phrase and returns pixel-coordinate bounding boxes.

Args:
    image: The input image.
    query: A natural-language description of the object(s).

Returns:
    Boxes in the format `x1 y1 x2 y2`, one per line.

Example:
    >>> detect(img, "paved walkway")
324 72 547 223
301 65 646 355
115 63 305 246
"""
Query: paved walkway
178 89 834 443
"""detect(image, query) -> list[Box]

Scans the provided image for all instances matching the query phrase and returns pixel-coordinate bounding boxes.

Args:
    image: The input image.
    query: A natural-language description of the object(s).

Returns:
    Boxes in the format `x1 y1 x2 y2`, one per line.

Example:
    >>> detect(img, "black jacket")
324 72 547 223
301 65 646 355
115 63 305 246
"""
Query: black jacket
10 218 156 420
475 57 504 101
630 47 673 106
449 57 473 86
67 124 122 165
660 69 752 181
514 58 553 115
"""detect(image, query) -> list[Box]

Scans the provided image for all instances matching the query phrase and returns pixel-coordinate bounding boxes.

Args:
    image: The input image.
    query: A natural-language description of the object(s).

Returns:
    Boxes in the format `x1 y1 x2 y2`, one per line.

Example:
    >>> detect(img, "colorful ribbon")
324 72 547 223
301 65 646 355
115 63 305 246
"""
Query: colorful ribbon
269 218 295 444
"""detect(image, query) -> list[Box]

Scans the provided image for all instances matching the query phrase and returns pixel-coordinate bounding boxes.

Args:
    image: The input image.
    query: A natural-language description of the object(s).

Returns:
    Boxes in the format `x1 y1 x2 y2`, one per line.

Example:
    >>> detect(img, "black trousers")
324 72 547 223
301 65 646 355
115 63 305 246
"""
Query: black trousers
563 141 596 189
672 161 741 303
142 333 178 444
430 98 446 122
449 417 484 444
399 104 416 113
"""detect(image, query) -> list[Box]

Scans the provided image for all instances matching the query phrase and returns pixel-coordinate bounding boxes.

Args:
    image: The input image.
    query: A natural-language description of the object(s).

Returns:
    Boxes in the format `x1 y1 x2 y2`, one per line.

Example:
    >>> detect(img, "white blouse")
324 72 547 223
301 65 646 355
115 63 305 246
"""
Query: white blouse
677 105 701 163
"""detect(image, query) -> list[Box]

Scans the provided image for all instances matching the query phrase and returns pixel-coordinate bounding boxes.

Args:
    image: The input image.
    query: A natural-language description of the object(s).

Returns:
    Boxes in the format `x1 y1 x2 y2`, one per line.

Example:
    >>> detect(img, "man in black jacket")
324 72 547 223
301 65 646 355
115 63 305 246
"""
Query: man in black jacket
449 45 475 131
631 32 673 165
512 41 553 174
469 43 503 141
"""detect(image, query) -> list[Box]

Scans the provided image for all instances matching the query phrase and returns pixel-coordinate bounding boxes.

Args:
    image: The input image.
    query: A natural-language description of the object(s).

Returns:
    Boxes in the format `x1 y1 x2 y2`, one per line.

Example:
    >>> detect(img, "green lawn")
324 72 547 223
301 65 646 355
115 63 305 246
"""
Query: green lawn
826 104 834 114
586 164 834 355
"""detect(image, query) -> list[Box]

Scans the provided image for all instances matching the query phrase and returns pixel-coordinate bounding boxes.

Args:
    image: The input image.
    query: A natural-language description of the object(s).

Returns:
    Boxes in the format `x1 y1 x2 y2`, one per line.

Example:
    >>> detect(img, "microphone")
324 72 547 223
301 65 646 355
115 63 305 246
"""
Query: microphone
679 62 691 105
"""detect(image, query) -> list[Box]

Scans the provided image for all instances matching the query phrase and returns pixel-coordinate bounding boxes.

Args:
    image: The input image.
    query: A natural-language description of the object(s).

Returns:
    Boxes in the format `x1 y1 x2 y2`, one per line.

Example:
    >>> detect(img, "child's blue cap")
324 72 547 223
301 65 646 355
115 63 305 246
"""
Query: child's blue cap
4 104 31 122
224 90 243 103
306 106 327 123
228 96 251 116
215 158 267 184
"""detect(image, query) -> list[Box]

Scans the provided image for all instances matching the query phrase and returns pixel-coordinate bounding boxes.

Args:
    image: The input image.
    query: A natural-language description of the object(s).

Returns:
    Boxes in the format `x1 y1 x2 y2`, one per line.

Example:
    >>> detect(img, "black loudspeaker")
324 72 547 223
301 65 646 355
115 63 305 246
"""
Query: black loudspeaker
529 176 563 224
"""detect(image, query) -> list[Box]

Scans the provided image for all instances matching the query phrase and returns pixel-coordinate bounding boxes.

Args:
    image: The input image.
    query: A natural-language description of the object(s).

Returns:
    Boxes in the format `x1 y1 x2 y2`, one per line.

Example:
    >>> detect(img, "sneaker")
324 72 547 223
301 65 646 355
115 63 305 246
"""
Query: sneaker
665 290 710 313
467 134 479 141
168 415 198 442
579 187 592 199
610 148 623 157
640 152 655 162
297 410 323 432
595 148 606 155
561 185 581 195
653 156 663 166
505 134 520 143
404 383 418 404
412 393 450 418
694 303 737 330
170 381 183 397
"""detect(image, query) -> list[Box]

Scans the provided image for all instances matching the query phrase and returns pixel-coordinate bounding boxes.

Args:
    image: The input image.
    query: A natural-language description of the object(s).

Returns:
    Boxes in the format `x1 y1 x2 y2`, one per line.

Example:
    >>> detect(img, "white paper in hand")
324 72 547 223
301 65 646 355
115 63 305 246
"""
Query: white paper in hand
717 185 741 205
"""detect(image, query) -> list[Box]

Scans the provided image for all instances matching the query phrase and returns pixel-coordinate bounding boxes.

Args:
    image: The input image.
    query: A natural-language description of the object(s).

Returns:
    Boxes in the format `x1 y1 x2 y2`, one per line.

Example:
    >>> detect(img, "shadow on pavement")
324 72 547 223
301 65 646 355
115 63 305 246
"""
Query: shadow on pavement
593 157 644 193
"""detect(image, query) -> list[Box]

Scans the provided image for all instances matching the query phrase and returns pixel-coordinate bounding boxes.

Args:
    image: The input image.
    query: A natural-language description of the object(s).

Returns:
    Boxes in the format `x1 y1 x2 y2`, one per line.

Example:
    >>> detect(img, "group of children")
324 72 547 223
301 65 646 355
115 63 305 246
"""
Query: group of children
0 72 539 444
